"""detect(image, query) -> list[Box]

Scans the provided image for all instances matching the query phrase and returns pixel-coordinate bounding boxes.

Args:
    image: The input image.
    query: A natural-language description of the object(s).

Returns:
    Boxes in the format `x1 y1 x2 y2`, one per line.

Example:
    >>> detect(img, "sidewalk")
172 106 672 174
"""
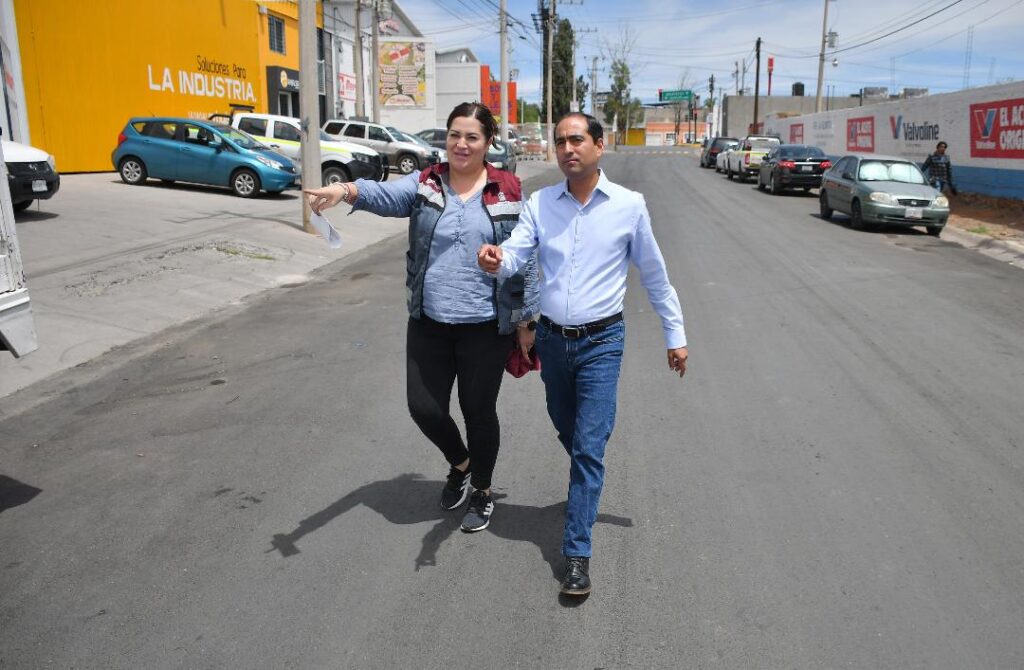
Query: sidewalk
1 161 561 408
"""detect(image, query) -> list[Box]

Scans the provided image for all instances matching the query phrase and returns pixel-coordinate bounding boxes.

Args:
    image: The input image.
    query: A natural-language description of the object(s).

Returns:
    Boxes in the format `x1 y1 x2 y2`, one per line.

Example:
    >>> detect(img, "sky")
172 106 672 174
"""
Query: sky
396 0 1024 108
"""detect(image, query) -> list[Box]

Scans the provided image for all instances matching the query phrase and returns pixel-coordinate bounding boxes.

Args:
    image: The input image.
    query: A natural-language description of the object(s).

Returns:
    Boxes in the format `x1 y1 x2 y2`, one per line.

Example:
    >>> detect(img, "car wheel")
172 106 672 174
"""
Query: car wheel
12 200 32 212
118 156 148 185
819 191 833 220
231 168 261 198
927 226 943 237
850 200 866 230
397 154 418 175
726 166 734 180
757 172 766 191
802 186 812 192
770 172 781 195
322 165 350 187
736 169 746 183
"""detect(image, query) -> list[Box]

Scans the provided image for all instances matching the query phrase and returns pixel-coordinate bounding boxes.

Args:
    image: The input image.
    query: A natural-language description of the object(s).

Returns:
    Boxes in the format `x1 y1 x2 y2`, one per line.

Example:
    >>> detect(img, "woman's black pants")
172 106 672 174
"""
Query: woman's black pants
406 316 512 491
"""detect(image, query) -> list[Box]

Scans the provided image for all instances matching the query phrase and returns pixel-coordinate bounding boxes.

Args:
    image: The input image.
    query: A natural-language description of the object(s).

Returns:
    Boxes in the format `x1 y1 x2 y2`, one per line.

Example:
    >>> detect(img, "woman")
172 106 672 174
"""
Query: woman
305 102 538 533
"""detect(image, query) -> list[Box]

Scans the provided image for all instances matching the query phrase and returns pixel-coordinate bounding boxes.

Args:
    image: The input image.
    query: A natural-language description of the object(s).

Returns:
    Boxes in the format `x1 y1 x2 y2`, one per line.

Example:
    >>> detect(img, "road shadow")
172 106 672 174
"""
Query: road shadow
12 208 59 222
0 475 42 514
809 213 933 236
268 472 633 580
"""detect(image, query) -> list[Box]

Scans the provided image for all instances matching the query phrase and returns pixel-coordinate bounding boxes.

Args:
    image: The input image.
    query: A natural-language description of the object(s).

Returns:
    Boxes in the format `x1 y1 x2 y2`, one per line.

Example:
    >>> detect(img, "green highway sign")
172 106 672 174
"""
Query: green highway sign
659 89 694 102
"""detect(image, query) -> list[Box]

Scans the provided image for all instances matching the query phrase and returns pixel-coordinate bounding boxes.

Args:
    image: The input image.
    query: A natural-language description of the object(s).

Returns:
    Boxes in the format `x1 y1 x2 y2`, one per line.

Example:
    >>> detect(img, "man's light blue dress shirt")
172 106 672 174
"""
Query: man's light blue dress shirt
498 170 687 349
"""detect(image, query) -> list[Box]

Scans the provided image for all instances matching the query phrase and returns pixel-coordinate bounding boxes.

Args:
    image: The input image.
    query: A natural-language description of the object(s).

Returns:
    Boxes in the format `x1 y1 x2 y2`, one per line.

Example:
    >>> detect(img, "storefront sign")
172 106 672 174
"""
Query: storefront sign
378 41 426 107
789 123 803 144
338 72 356 102
847 116 874 152
970 97 1024 159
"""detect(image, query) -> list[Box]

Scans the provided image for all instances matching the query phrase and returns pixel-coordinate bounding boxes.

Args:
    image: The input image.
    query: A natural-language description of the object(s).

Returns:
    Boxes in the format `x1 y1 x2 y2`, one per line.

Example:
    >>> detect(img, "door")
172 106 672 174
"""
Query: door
828 157 855 211
366 124 392 160
138 121 179 179
268 120 302 160
278 92 292 117
175 124 233 185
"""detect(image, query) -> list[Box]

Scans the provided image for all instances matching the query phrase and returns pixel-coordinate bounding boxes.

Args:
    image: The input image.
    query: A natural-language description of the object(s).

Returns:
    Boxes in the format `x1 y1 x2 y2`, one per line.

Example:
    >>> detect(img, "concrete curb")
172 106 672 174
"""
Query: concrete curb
941 225 1024 267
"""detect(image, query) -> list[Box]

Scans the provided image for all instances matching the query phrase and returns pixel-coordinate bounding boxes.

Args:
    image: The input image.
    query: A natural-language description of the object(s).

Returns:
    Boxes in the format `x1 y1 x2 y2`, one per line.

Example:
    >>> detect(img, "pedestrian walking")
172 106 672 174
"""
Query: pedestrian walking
922 141 958 195
477 112 688 596
304 102 539 533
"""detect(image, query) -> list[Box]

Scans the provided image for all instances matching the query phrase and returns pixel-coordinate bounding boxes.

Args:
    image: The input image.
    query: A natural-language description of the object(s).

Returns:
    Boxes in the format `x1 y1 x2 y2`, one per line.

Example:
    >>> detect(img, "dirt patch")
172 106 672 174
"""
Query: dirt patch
947 192 1024 241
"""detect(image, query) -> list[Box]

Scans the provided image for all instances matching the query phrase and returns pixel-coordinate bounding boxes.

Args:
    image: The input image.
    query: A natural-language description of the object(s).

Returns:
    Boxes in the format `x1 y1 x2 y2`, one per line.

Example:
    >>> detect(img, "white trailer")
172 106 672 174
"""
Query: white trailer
0 136 38 358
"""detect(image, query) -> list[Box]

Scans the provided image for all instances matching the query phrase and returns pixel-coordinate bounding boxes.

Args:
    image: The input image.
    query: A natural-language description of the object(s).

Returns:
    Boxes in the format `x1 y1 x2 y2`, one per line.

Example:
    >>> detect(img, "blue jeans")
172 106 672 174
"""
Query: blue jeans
534 318 625 558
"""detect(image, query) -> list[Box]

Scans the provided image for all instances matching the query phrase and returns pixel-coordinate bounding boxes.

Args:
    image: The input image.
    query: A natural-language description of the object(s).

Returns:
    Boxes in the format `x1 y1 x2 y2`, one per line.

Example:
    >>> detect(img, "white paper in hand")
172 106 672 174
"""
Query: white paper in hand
310 211 343 249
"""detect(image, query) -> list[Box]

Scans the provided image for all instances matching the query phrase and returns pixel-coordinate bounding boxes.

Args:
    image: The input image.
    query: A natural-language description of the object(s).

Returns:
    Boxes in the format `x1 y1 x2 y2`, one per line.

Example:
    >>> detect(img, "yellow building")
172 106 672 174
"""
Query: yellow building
13 0 322 172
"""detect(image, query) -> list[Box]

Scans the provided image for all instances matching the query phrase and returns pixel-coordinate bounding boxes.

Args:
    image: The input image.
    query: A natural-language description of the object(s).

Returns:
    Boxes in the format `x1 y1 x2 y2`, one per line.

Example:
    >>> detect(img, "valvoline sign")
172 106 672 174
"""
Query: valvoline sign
970 97 1024 159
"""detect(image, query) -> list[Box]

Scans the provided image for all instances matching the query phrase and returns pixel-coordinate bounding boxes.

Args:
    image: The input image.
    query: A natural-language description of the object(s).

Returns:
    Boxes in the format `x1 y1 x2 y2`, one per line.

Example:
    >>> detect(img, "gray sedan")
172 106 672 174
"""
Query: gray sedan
819 154 950 236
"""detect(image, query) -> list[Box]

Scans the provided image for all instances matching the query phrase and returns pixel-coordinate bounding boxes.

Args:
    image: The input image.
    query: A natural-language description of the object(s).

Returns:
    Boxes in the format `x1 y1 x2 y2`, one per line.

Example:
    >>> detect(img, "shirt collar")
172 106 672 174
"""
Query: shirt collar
559 169 609 204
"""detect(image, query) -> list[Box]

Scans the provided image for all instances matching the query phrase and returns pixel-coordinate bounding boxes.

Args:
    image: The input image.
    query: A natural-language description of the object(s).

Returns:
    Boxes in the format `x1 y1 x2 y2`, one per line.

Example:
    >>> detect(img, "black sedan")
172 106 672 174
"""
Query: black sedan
756 144 832 194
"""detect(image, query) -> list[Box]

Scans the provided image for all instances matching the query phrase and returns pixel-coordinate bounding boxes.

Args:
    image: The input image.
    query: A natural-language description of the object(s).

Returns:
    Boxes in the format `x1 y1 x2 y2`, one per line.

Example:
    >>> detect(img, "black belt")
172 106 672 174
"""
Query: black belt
540 313 623 339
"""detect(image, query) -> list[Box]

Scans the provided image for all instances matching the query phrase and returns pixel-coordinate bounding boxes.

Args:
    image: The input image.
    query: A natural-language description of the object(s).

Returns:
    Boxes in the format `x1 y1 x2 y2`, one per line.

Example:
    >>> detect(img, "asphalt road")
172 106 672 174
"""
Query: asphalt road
2 148 1024 668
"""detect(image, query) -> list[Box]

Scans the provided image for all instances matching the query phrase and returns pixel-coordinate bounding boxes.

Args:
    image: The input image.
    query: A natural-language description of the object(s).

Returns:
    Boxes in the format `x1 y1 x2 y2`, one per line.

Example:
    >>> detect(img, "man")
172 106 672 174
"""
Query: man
477 113 687 596
922 141 958 195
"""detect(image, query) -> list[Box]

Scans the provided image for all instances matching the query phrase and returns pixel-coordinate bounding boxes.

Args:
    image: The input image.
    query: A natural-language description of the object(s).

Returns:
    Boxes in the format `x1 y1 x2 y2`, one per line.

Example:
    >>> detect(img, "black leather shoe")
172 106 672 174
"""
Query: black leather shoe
560 556 591 595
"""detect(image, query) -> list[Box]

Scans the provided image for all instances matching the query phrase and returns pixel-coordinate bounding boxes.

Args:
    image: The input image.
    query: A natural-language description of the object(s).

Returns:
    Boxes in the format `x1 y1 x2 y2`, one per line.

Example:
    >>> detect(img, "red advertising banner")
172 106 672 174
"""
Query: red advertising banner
970 97 1024 159
789 123 804 144
847 116 874 152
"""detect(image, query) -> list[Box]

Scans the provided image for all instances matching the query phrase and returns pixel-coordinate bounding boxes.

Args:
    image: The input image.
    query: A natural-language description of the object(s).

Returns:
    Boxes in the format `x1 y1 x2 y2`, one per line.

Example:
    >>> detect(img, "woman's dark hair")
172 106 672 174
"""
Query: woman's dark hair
446 102 498 143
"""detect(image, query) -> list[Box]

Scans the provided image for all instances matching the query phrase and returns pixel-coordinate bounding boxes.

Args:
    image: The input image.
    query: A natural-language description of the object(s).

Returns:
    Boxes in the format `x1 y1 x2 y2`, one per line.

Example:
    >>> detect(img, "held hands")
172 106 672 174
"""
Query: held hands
667 347 688 379
303 183 351 215
477 244 503 274
516 322 535 357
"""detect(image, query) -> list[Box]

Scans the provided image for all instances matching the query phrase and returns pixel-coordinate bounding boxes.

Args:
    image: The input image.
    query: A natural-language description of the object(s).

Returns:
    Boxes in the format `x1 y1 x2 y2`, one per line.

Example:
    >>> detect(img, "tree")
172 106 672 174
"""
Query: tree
574 74 590 113
542 18 577 121
603 59 642 136
521 102 542 123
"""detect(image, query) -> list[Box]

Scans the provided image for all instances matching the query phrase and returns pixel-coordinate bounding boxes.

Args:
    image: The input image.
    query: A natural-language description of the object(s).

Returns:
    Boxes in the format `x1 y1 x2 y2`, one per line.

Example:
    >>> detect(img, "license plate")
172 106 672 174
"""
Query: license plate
32 179 47 192
801 165 813 172
905 207 923 219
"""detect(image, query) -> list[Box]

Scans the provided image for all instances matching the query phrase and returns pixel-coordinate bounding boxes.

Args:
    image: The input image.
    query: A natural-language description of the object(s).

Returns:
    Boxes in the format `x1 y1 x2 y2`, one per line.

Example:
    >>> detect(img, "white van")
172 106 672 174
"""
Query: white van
229 113 388 184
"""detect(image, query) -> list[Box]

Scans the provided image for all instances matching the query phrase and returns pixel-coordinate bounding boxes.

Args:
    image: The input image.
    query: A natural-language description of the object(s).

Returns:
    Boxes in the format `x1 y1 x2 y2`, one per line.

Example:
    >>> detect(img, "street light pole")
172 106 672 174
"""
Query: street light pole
546 0 556 161
815 0 832 113
298 0 320 234
371 0 380 123
500 0 509 142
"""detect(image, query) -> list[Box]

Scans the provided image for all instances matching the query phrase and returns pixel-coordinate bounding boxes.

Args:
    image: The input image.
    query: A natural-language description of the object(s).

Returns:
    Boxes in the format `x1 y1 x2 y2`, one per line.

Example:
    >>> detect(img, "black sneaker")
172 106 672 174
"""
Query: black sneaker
460 490 494 532
560 557 591 595
440 466 471 510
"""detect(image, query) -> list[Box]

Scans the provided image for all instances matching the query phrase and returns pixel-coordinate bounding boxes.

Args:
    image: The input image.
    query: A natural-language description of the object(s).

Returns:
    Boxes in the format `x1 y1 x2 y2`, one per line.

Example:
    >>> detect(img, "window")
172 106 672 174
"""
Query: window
141 121 177 140
238 117 268 136
268 15 285 54
181 124 213 144
343 124 365 139
368 126 389 142
323 121 345 135
273 121 301 142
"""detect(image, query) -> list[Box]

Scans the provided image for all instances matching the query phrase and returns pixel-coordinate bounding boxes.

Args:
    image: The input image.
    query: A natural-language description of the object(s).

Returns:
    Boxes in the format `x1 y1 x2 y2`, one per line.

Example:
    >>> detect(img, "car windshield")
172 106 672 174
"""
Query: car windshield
780 146 825 158
386 126 412 142
747 138 780 150
405 133 433 150
858 160 927 183
213 124 263 150
319 129 337 142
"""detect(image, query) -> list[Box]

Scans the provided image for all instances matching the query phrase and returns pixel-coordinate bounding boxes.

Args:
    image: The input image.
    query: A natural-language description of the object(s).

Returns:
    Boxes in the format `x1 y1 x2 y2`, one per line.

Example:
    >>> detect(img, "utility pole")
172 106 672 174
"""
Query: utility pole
753 37 761 133
500 0 509 141
734 61 739 94
298 0 320 234
371 0 380 123
708 75 715 137
815 0 832 112
354 0 365 118
590 55 598 116
545 0 556 161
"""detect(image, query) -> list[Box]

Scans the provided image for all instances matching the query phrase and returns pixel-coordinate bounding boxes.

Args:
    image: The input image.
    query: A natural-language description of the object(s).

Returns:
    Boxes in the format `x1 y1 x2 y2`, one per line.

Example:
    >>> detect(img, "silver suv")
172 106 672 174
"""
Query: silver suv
322 120 433 175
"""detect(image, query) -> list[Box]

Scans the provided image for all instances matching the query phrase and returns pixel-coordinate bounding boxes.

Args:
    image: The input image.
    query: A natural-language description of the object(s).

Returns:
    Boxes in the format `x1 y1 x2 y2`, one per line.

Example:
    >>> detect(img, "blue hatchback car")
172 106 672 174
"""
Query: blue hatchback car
112 117 298 197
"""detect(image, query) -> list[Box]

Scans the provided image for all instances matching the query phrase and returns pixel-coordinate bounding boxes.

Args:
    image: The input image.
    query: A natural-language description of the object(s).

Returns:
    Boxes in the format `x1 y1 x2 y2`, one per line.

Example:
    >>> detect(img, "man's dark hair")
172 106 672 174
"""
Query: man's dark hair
558 112 604 142
447 102 498 143
937 141 948 149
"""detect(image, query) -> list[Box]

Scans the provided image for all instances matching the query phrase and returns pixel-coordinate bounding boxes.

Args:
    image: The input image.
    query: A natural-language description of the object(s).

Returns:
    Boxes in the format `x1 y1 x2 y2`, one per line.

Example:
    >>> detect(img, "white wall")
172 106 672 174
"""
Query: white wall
435 62 481 129
764 81 1024 198
0 0 30 143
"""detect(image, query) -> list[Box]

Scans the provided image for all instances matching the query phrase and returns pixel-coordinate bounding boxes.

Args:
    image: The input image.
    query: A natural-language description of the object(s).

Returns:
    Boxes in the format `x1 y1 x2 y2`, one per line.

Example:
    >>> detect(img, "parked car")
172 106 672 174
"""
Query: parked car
112 117 299 198
487 139 517 173
818 154 949 236
405 131 446 166
700 137 738 169
323 119 433 175
3 127 60 212
229 113 387 183
715 145 734 173
756 144 832 194
416 128 448 151
726 135 781 182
